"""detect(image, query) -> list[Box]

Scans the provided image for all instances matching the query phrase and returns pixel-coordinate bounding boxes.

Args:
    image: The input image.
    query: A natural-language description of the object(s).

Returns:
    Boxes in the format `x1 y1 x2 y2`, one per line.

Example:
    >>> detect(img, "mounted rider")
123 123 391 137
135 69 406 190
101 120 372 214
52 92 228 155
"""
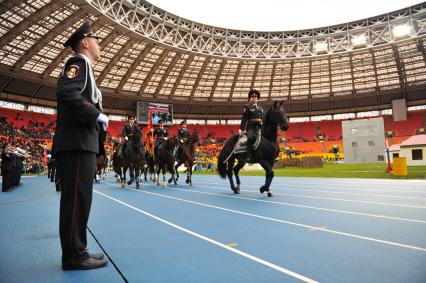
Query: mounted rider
176 120 191 161
152 119 169 160
239 89 264 162
121 115 141 158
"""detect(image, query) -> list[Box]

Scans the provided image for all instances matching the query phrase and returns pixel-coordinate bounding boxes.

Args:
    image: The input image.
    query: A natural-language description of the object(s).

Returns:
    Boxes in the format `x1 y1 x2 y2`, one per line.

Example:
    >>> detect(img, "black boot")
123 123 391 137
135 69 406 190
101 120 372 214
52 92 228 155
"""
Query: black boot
246 144 253 163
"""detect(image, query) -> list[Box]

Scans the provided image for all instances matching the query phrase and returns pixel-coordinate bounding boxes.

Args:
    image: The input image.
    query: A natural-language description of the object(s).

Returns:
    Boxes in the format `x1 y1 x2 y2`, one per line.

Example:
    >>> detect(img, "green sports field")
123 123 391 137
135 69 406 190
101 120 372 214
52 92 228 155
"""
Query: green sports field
193 163 426 179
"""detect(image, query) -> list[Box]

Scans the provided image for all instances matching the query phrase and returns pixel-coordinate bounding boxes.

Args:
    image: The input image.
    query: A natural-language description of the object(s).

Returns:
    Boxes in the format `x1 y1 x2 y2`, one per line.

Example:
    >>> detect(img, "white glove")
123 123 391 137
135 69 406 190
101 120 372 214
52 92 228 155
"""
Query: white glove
97 113 109 128
238 129 244 136
125 136 128 141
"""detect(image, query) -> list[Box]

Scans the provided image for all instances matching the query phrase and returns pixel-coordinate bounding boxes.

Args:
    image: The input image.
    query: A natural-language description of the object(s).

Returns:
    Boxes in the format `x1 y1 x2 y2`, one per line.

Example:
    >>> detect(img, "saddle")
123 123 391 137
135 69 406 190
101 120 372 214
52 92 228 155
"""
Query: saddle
234 132 261 154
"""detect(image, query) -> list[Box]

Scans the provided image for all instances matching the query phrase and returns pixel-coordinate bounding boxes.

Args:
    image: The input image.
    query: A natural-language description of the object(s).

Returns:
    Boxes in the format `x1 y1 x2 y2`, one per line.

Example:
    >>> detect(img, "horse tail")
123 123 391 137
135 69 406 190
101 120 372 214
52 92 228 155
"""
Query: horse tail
217 135 239 179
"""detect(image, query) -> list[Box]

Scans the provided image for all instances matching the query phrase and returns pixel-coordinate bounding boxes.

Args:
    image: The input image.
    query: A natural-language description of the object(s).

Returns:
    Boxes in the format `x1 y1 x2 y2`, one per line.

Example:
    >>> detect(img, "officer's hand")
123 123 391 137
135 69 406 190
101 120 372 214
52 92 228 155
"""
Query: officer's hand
238 129 244 136
125 136 128 141
97 113 109 128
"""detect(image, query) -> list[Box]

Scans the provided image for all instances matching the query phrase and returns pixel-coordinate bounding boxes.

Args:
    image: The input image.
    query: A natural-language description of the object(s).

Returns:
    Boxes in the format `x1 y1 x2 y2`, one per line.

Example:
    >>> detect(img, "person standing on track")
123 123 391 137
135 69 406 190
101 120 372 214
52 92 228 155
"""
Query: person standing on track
52 21 108 271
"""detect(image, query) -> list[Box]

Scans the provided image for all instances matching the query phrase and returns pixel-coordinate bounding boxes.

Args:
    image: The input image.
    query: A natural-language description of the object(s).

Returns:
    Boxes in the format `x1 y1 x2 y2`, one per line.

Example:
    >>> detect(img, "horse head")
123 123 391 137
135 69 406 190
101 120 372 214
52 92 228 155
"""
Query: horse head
190 130 201 146
165 135 179 151
131 128 142 144
269 100 289 131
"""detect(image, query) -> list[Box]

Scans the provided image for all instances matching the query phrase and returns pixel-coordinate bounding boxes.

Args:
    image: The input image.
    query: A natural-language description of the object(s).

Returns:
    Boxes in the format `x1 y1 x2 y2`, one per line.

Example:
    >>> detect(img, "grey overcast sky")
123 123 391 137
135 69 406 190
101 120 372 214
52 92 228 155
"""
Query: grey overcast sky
147 0 423 31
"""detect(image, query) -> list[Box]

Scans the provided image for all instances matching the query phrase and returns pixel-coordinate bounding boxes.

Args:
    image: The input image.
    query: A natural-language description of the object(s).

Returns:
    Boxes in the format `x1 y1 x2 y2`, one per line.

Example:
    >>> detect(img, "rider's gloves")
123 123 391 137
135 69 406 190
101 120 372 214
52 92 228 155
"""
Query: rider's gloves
97 113 109 129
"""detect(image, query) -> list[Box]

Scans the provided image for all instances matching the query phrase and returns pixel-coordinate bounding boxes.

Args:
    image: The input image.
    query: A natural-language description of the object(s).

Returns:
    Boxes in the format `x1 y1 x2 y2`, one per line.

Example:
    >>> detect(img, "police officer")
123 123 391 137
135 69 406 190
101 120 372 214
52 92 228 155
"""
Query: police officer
121 115 140 158
52 21 108 270
239 89 263 162
47 152 56 182
1 143 14 192
176 121 190 161
153 119 169 159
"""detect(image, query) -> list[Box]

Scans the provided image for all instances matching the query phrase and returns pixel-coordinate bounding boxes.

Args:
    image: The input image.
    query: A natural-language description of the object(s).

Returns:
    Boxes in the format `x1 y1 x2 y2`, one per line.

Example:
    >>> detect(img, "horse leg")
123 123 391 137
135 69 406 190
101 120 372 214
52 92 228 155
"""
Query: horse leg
258 160 274 197
167 163 177 185
232 158 246 194
122 166 128 188
135 165 141 189
127 163 135 185
226 158 237 193
156 164 161 186
162 165 167 188
188 161 193 186
143 165 148 181
174 161 182 182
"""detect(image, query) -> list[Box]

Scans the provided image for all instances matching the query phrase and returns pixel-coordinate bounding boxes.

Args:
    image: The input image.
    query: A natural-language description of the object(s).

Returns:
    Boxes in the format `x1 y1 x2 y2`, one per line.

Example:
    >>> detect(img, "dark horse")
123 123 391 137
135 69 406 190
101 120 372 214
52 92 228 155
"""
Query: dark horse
113 130 144 189
218 101 289 197
143 132 155 182
155 135 179 188
95 155 108 183
174 130 200 186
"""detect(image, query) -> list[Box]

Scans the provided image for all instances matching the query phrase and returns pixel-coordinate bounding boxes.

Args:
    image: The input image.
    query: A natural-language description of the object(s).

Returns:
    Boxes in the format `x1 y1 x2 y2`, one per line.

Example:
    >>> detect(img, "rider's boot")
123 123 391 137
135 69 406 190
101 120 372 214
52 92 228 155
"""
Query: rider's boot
246 143 253 163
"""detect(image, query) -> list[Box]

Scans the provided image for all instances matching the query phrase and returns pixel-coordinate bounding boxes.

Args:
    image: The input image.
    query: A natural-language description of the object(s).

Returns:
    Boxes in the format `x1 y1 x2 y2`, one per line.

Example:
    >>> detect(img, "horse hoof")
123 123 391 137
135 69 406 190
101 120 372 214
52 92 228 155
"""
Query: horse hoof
189 181 192 186
267 192 274 197
121 183 125 188
185 179 189 184
260 186 267 194
157 182 160 187
174 181 177 185
168 179 173 184
162 182 167 188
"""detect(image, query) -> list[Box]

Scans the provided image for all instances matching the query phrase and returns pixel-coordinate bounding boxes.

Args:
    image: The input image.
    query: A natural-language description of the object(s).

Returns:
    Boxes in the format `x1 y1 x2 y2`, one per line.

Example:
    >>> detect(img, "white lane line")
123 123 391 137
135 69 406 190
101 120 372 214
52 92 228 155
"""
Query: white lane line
194 181 426 200
192 177 426 194
102 178 426 223
93 189 318 283
101 181 426 252
190 183 425 209
163 186 426 224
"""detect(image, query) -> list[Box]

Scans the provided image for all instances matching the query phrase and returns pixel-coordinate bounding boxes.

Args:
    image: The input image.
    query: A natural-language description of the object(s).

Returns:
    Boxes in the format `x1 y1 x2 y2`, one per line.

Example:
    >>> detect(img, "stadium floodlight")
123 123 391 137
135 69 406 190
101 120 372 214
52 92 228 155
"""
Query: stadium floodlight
352 34 367 47
314 41 328 54
392 24 412 38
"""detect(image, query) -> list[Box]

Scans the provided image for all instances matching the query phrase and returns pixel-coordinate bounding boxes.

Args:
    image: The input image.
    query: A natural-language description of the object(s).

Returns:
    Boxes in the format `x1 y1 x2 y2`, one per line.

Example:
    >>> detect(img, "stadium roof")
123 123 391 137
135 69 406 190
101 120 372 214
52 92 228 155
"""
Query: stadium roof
148 0 423 31
0 0 425 119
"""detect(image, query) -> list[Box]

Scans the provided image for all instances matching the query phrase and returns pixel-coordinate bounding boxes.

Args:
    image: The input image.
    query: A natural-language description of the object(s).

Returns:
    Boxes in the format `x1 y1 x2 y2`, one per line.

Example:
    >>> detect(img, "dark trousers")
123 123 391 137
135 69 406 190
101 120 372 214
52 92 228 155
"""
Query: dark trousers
2 169 12 191
54 163 61 191
50 167 56 182
48 164 56 181
246 125 260 157
57 151 96 265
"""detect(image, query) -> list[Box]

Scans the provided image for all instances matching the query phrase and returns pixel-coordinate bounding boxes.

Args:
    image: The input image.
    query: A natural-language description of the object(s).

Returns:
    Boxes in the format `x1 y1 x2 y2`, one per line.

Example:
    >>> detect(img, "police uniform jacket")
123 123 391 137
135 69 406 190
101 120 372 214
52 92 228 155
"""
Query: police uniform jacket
177 128 190 141
153 127 168 139
122 124 140 138
53 54 104 156
240 104 264 130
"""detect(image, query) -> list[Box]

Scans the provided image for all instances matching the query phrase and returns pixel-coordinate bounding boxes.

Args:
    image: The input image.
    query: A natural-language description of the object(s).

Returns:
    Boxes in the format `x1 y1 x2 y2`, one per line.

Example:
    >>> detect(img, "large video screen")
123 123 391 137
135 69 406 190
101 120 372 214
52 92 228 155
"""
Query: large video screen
136 101 173 125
